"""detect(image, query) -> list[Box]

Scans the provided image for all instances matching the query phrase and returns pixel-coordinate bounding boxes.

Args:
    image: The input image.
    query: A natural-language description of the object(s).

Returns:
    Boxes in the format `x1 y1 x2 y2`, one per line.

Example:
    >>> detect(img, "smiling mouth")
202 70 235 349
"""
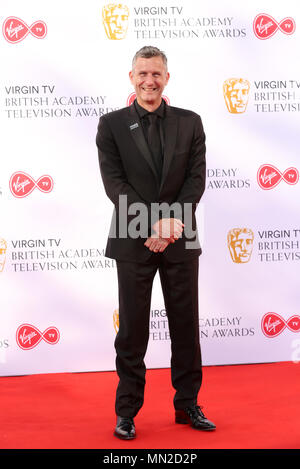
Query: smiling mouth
142 87 158 92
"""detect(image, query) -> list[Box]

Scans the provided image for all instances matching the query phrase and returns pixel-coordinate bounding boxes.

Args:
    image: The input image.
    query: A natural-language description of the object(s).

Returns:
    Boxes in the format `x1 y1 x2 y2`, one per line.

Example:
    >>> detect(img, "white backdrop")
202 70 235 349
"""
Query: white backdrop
1 0 300 376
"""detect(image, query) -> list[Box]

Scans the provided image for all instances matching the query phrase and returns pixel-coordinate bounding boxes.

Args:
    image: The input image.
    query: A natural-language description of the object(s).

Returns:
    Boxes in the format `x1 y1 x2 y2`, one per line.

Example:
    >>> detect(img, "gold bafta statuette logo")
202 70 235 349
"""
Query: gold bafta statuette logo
113 309 119 333
102 4 129 40
0 239 7 272
227 228 254 263
223 78 250 113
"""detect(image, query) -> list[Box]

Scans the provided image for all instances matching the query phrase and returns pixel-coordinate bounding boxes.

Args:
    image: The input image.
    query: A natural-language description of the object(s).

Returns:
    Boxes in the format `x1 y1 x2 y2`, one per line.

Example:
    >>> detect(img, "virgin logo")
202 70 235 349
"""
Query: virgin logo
127 92 170 106
257 164 299 190
261 313 300 338
9 171 54 198
253 14 296 40
3 17 47 43
16 324 60 350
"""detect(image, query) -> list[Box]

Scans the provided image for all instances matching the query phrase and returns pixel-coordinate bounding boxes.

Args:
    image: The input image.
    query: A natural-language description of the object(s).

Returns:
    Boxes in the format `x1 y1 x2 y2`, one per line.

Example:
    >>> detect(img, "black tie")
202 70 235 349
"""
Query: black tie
147 113 162 180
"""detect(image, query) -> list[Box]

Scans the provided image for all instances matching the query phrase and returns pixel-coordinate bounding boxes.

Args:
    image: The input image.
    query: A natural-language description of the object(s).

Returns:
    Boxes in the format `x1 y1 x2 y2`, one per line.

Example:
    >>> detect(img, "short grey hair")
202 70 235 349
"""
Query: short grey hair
132 46 168 70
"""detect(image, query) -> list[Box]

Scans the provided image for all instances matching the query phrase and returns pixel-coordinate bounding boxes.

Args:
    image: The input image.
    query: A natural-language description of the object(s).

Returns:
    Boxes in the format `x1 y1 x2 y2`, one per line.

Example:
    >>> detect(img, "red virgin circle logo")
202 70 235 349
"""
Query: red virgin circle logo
257 164 299 190
127 92 170 106
16 324 60 350
3 17 47 43
262 313 300 338
253 14 296 40
9 171 54 198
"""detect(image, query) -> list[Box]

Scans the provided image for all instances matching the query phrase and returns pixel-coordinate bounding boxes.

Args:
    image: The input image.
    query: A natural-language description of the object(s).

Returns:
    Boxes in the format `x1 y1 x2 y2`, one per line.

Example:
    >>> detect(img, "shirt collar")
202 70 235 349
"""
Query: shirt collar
134 99 165 118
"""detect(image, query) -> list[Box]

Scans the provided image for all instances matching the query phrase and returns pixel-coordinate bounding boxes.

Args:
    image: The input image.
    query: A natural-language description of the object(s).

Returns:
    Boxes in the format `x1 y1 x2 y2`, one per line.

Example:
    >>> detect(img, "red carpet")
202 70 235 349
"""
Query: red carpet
0 362 299 449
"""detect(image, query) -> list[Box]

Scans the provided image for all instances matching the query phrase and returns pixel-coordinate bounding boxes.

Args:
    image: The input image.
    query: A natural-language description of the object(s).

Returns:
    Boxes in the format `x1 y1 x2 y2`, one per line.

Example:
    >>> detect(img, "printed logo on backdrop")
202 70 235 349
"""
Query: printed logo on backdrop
6 238 115 273
0 338 9 364
206 168 250 190
227 228 254 264
16 324 60 350
223 78 250 114
2 17 47 43
224 79 300 113
113 308 170 340
227 228 300 263
261 313 300 338
257 165 299 190
113 309 255 340
253 14 296 40
127 92 170 106
113 309 119 333
3 84 117 119
200 317 254 339
0 239 7 272
9 172 54 198
102 3 246 40
102 4 129 39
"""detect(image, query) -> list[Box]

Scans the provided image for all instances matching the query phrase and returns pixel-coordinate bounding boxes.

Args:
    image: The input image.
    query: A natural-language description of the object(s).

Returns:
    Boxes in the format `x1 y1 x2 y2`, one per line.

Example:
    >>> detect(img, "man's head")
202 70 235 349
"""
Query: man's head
129 46 170 110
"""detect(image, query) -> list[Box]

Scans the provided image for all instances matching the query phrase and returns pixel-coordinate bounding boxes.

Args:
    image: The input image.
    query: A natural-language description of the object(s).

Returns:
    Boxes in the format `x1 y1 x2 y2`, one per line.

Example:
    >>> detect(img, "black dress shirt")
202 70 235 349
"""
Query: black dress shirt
134 99 165 161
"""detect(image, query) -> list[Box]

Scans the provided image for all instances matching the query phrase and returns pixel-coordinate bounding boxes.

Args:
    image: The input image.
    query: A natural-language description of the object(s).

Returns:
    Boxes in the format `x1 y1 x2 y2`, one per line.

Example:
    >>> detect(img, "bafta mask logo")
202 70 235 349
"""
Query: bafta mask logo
113 309 119 333
227 228 254 264
102 4 129 40
0 239 7 272
223 78 250 114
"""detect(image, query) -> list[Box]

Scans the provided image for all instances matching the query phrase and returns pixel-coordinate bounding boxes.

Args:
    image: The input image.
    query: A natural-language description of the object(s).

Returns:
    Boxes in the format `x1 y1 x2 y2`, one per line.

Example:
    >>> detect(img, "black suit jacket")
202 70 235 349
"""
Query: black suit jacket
96 102 206 263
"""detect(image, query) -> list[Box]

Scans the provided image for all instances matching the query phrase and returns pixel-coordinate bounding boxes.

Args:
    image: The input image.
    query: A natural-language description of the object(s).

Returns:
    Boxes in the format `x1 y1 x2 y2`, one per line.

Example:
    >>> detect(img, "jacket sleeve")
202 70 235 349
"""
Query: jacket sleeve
171 114 206 223
177 114 206 205
96 115 147 207
96 116 156 238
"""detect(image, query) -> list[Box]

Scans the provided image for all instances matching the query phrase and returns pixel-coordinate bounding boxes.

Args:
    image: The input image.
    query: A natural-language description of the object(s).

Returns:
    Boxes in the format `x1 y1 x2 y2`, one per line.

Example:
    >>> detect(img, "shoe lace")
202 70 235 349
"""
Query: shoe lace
120 417 134 430
188 405 206 419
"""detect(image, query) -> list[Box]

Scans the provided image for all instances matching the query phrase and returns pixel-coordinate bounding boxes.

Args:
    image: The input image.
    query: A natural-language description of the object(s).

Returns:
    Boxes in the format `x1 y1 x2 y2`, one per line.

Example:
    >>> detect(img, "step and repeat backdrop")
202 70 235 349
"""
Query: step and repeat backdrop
1 0 300 376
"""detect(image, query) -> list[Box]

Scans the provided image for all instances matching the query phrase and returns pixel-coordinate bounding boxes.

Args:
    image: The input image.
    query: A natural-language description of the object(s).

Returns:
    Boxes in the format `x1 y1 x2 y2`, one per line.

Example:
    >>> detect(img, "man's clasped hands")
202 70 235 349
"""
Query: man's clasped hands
144 218 184 253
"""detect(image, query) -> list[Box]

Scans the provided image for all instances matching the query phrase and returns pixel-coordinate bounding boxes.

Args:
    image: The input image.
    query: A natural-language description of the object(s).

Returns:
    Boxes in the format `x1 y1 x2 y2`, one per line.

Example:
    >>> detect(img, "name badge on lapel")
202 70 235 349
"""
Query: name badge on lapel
129 123 139 131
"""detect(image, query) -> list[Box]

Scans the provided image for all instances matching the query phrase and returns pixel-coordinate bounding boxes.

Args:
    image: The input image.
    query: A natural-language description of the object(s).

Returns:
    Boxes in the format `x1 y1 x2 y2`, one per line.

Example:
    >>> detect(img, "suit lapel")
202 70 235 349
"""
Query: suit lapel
126 104 160 186
160 106 178 193
125 103 179 193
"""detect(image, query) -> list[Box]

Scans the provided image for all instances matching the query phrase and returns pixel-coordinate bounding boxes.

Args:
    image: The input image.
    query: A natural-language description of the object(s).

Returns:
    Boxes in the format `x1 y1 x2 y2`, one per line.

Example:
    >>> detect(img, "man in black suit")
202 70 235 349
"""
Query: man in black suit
96 46 215 439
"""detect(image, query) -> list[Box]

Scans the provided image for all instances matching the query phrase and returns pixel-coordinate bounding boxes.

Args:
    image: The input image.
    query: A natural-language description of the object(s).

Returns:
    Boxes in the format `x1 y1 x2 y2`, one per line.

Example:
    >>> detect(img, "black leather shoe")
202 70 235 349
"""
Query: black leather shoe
175 405 216 431
114 416 136 440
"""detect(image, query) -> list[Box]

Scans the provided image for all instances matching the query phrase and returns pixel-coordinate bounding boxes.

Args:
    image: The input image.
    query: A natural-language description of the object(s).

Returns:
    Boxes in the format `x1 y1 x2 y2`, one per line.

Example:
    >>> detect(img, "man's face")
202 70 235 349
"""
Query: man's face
129 56 170 109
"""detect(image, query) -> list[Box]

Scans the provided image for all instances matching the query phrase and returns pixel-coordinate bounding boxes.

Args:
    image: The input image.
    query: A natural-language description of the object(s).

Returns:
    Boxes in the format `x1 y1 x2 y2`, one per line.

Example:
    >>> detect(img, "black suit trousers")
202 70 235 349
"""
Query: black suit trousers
115 254 202 418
